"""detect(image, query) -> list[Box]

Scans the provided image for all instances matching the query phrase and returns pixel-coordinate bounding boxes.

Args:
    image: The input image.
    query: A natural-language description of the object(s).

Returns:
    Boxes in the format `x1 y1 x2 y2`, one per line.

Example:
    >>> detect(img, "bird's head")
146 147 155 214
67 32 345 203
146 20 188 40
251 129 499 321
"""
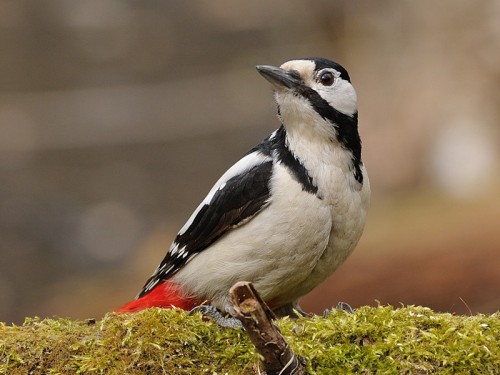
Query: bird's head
257 57 359 146
257 57 357 121
257 58 362 181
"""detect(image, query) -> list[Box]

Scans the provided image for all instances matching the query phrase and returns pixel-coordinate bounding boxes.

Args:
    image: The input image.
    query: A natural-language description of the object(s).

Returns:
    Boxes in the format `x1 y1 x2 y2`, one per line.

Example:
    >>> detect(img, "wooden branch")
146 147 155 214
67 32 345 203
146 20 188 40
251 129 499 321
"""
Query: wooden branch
229 281 307 375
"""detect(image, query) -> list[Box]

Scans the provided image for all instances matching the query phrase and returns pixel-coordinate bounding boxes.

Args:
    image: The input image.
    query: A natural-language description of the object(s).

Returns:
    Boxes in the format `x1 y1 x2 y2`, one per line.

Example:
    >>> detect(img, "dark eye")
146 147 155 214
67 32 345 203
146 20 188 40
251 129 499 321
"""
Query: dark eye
319 71 335 86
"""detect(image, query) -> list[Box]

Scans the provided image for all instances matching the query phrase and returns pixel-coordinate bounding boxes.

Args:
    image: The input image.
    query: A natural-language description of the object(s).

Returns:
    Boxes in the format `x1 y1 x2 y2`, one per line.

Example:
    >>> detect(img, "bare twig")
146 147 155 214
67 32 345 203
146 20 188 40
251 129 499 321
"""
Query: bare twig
229 281 307 375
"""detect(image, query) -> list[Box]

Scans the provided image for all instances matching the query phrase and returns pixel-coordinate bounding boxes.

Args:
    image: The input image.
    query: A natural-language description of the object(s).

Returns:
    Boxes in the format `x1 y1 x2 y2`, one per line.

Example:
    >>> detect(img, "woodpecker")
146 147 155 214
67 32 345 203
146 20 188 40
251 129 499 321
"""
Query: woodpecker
118 57 370 318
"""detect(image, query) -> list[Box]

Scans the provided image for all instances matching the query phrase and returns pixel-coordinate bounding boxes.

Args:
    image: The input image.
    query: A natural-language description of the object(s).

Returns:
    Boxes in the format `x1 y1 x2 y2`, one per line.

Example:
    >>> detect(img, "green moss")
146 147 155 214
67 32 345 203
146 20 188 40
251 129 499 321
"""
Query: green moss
1 306 498 374
283 306 499 374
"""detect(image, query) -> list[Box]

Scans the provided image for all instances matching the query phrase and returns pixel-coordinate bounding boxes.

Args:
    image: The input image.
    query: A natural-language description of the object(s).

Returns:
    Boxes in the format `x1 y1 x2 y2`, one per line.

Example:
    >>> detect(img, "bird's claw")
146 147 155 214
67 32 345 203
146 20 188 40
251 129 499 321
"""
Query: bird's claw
189 304 243 329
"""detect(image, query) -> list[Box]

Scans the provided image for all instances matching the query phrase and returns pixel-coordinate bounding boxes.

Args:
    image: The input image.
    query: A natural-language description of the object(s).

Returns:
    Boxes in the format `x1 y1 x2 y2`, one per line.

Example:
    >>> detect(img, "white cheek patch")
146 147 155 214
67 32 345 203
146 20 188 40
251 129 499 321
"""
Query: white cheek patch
314 78 358 116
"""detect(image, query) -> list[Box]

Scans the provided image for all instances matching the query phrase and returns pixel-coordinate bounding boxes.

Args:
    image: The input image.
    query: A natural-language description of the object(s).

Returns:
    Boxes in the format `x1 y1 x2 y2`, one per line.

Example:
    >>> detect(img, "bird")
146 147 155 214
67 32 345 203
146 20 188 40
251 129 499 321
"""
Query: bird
118 57 370 320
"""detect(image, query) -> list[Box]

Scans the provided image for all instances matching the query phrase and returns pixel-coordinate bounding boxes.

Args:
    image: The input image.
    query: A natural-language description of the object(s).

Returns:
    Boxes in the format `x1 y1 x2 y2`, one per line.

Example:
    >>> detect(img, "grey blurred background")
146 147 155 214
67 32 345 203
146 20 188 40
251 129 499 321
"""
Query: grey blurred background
1 0 499 324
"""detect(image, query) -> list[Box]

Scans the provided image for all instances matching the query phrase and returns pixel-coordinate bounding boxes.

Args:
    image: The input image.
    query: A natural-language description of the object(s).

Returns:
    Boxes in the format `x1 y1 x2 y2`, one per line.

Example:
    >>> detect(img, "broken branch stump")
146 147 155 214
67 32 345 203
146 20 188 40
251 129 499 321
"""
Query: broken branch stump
229 281 307 375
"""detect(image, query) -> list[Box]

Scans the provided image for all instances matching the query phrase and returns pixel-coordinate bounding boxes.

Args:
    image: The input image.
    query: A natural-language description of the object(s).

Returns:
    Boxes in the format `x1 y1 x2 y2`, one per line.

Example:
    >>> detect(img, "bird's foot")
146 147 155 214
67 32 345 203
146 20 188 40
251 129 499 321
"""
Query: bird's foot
323 301 355 317
189 304 243 329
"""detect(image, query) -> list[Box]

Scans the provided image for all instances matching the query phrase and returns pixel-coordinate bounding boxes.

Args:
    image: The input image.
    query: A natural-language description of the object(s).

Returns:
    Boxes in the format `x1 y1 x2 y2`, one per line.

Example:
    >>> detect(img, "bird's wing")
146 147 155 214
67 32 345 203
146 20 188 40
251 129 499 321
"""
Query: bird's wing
137 151 274 297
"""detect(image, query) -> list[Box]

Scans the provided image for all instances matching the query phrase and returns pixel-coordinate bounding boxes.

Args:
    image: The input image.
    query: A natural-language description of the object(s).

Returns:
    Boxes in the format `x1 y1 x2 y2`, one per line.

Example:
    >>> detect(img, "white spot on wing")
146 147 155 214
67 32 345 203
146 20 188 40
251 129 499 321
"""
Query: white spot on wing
269 129 278 140
170 243 179 256
142 278 159 295
176 246 186 259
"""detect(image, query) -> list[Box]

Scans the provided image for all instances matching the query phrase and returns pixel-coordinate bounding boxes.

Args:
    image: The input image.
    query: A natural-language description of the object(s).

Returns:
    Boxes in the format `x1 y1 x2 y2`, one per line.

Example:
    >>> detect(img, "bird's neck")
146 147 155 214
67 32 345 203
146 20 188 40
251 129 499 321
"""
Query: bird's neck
280 111 364 185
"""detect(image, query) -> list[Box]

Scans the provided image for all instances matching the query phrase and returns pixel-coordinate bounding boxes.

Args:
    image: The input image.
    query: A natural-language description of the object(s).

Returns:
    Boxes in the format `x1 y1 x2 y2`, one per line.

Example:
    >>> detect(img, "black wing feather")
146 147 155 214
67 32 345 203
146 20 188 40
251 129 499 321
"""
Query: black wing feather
137 159 273 297
176 160 273 252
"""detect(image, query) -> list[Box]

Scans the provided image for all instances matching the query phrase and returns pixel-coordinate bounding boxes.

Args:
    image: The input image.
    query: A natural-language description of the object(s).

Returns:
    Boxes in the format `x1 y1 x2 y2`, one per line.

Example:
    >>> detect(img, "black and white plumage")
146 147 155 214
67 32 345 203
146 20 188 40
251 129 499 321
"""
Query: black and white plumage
119 57 370 315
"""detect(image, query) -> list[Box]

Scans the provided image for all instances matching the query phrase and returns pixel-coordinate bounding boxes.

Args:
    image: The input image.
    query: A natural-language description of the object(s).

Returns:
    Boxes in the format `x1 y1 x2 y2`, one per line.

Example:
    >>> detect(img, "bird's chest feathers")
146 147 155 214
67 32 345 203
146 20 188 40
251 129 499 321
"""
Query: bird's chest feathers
283 128 369 274
285 128 361 202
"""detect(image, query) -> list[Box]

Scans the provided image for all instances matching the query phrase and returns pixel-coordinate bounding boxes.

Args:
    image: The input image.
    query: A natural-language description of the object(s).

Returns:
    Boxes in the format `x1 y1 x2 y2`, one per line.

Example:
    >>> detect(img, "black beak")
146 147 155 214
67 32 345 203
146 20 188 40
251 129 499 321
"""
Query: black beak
256 65 302 90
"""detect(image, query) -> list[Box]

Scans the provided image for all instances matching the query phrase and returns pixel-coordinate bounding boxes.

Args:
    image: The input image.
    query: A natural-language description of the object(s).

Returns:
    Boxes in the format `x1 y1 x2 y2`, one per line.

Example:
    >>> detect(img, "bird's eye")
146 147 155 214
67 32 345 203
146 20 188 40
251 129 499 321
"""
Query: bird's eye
319 71 335 86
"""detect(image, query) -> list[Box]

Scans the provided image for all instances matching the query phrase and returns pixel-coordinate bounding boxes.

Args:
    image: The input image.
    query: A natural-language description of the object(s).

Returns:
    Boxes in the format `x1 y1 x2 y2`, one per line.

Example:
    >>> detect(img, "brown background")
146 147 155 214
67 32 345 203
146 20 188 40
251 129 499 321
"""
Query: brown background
0 0 499 323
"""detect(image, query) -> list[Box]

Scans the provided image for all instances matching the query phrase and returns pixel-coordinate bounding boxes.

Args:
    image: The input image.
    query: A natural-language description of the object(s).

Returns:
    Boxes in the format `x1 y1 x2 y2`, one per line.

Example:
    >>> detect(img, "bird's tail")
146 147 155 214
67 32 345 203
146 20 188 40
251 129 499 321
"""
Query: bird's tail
116 281 200 313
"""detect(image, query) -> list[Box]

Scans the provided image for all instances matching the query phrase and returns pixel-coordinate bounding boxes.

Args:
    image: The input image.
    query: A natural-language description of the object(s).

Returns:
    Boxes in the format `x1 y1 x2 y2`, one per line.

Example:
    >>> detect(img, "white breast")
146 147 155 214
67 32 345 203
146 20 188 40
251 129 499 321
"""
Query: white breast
173 162 333 311
277 117 370 302
274 150 369 305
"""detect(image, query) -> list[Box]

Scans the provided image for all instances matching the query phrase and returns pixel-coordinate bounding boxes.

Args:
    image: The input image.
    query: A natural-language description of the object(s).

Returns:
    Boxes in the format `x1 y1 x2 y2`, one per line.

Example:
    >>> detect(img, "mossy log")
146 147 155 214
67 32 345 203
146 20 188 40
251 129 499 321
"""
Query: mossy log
0 306 498 374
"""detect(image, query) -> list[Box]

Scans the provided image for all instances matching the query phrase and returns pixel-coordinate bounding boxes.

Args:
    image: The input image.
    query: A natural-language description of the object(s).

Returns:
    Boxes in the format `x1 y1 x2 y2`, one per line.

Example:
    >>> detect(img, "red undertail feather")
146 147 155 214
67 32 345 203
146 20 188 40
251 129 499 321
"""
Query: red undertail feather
116 281 200 313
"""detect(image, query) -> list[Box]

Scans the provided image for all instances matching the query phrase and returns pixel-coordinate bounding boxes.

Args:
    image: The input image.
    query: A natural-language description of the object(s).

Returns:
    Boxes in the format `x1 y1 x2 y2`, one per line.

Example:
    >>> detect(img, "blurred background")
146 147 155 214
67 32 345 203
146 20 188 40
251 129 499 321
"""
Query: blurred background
0 0 499 324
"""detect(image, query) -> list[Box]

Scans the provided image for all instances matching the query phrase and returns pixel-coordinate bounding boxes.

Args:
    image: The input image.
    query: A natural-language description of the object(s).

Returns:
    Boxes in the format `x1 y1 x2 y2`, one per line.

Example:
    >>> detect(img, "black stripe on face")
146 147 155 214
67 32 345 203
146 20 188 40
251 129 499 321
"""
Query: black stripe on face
250 127 319 196
295 85 363 185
